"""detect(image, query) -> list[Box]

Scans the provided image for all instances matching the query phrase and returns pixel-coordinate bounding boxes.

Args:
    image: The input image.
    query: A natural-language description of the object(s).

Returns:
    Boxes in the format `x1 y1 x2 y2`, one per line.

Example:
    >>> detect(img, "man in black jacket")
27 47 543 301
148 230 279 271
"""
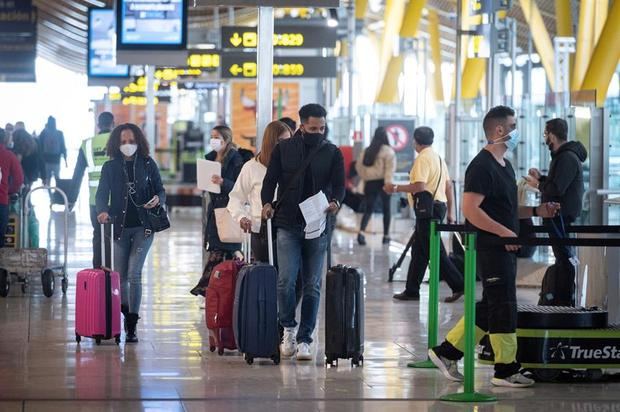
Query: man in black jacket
261 103 345 361
527 118 587 305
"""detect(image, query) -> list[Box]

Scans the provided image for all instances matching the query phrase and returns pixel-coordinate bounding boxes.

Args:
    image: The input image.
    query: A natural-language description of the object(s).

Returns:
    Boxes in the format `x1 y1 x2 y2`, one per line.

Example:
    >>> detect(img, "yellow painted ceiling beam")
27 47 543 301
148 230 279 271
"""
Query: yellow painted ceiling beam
355 0 368 21
461 58 486 99
593 0 608 46
572 0 595 91
519 0 556 91
400 0 427 38
429 9 444 102
555 0 572 37
581 0 620 107
375 0 406 100
376 55 404 103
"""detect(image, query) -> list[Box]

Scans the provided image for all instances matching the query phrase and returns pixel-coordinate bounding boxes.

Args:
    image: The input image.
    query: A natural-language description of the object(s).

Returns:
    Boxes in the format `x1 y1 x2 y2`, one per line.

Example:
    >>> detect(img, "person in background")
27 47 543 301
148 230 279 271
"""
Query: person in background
228 121 293 261
38 116 67 185
0 127 24 247
14 121 25 131
96 123 166 343
190 125 244 296
429 105 559 388
526 118 587 306
4 124 14 146
279 117 297 133
11 129 41 188
355 127 395 245
387 127 464 303
261 103 345 361
74 112 115 268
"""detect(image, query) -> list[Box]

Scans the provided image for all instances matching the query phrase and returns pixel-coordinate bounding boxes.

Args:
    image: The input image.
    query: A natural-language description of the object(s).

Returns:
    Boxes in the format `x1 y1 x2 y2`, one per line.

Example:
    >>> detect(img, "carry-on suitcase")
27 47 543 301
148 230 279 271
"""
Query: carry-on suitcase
75 223 121 345
233 220 280 365
325 264 364 367
206 257 243 355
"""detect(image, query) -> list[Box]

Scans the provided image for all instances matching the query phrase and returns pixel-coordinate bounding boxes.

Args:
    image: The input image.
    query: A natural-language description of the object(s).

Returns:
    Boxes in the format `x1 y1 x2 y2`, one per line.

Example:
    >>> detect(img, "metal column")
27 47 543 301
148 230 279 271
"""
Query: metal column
145 65 156 155
256 7 274 149
347 1 356 140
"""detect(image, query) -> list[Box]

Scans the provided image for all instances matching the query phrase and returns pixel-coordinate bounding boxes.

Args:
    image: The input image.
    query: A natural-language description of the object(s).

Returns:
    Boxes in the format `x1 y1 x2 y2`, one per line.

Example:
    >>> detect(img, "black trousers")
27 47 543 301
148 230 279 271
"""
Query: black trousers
405 202 464 295
359 179 391 235
544 215 576 306
0 204 8 248
90 205 111 268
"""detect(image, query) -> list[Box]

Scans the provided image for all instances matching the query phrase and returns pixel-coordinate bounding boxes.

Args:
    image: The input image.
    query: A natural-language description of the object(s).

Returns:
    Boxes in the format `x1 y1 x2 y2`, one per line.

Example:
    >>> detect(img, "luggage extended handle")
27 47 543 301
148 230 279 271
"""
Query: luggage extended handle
100 222 115 272
267 219 274 266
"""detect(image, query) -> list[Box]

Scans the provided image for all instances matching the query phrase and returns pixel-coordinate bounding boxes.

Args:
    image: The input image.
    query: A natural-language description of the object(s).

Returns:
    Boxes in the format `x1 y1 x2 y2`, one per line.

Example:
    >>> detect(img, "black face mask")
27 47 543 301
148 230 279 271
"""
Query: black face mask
302 131 324 146
545 137 554 152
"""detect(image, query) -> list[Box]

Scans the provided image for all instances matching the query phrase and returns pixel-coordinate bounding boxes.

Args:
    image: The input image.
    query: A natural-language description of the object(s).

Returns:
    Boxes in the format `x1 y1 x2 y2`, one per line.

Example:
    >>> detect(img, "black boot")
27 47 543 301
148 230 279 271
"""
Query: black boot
121 304 129 333
126 313 140 343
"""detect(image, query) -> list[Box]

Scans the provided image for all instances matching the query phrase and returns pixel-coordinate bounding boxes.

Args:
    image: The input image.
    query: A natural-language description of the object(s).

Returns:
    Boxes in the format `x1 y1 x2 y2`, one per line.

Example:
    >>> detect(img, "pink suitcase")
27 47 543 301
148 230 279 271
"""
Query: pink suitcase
75 223 121 345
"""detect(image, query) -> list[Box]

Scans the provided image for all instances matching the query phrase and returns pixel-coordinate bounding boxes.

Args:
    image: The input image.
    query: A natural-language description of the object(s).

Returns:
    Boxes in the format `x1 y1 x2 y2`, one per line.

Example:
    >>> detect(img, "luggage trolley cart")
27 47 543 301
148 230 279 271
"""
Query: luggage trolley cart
0 186 69 297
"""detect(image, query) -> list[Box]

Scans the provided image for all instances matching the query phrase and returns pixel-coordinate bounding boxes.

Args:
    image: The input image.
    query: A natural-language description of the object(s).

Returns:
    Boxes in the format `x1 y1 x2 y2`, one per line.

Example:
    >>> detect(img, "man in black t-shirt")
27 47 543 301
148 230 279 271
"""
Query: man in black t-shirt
428 106 559 388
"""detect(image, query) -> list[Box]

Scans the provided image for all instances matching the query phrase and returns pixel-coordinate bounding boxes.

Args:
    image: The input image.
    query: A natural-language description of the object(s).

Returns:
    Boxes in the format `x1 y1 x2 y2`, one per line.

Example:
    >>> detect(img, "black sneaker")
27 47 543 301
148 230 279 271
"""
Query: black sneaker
393 291 420 301
382 236 391 244
357 233 366 246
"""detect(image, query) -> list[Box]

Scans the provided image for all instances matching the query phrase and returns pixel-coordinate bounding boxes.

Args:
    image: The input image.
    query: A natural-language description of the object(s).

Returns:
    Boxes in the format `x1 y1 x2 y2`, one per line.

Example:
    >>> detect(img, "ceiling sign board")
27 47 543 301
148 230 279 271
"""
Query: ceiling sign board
0 0 37 82
187 50 221 71
201 1 339 6
221 26 337 49
88 8 130 79
117 0 187 49
222 54 337 79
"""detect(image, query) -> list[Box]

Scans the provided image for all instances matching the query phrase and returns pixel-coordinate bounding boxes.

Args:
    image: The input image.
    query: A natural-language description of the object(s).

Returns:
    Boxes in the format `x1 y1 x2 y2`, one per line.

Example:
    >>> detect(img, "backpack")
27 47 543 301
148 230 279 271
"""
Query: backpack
43 130 62 156
538 264 575 306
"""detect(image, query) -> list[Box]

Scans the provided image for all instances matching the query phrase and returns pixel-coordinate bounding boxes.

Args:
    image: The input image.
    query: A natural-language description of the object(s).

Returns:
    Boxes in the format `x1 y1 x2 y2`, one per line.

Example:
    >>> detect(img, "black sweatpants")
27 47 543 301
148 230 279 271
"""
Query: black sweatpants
405 202 464 296
359 179 391 235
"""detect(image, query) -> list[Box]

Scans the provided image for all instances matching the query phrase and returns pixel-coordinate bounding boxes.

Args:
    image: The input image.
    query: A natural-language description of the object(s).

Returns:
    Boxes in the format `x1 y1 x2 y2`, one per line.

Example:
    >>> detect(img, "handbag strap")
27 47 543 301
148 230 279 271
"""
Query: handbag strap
274 140 325 211
430 155 443 200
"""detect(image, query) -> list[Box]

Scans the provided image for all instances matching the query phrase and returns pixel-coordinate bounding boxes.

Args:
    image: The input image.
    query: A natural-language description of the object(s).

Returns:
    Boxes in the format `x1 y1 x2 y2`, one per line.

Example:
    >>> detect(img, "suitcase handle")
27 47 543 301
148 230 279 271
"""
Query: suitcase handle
267 219 274 266
100 222 115 271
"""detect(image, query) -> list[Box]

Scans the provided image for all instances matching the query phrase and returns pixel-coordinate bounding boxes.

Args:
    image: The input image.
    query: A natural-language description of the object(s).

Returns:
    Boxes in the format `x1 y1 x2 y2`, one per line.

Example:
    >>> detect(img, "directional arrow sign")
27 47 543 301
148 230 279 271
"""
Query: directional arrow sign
230 33 243 47
229 64 243 76
222 54 337 78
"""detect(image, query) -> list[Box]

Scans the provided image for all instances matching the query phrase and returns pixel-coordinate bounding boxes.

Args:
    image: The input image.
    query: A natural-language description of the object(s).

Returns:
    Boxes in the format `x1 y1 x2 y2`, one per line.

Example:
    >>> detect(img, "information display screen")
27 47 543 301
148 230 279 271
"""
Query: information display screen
88 8 129 78
117 0 187 49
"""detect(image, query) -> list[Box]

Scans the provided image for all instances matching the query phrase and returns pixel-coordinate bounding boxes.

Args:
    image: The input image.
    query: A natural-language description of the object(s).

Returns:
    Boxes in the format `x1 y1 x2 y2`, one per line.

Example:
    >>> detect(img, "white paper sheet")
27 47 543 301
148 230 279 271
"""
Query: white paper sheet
299 191 329 239
197 159 222 193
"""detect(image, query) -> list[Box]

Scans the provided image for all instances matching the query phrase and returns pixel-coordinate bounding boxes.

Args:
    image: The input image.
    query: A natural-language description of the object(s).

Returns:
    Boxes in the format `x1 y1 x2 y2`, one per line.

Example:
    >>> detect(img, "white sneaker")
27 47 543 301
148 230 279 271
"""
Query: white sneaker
296 342 313 361
491 373 535 388
428 348 464 382
281 327 297 357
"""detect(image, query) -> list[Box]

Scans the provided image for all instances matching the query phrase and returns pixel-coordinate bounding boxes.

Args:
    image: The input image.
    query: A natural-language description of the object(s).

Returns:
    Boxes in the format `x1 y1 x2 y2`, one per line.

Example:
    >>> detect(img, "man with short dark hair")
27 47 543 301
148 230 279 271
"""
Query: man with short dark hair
429 105 559 388
262 103 345 361
0 127 24 247
527 118 587 305
74 112 115 267
387 126 464 302
278 117 297 132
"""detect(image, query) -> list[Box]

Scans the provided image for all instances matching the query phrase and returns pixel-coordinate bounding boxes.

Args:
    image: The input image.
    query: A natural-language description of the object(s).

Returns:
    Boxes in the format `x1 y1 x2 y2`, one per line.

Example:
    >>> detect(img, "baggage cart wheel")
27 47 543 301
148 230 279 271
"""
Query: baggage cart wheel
351 355 362 367
96 337 102 345
532 368 561 382
61 277 68 294
41 269 55 298
75 334 81 343
0 269 9 297
245 354 254 365
209 346 216 352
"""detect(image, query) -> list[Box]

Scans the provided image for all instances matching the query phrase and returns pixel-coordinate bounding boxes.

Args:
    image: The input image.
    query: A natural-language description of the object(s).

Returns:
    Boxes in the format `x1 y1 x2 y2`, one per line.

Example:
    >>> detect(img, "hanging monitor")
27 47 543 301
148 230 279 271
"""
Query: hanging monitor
88 8 130 79
116 0 188 50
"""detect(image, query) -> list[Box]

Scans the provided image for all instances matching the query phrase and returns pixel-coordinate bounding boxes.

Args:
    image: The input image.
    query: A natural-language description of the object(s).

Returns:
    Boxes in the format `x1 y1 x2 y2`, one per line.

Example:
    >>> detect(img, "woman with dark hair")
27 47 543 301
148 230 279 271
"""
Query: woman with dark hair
355 126 396 245
190 125 244 296
96 123 166 343
227 121 292 261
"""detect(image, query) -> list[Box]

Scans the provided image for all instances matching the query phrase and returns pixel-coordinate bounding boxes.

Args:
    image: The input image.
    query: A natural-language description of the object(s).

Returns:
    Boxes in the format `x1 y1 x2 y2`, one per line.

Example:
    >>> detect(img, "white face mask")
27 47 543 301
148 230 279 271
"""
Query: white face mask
210 138 223 152
120 143 138 157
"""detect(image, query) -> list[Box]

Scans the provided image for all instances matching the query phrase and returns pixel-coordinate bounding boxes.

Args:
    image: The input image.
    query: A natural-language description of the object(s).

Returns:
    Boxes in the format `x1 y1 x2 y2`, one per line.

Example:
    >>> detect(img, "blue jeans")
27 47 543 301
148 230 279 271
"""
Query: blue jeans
44 162 60 183
277 228 328 344
114 226 154 314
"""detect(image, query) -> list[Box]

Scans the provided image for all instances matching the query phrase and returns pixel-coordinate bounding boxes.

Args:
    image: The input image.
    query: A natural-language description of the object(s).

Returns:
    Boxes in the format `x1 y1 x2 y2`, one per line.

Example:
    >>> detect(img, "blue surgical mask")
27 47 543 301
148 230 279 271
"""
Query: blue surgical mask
504 129 520 151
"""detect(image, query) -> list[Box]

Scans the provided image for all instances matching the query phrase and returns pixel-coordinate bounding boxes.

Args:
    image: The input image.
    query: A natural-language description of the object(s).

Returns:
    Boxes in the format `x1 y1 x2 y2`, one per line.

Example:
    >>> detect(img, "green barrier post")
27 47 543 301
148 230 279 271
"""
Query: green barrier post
408 220 440 369
441 233 495 402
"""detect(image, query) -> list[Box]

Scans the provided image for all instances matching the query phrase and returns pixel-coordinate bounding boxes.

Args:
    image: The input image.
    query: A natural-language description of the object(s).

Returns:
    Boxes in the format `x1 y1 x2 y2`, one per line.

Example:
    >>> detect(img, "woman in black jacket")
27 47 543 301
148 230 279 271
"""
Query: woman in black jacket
190 125 244 296
96 123 166 343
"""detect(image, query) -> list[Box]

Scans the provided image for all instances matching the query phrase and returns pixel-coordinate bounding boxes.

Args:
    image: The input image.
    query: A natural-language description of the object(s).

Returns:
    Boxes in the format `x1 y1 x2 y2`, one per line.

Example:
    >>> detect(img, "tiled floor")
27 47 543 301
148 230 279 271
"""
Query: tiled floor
1 193 619 411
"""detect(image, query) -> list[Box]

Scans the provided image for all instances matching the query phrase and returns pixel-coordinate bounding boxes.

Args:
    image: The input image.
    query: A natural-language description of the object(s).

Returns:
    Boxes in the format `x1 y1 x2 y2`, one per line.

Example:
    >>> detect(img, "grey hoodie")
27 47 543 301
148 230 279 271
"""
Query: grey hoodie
539 141 588 222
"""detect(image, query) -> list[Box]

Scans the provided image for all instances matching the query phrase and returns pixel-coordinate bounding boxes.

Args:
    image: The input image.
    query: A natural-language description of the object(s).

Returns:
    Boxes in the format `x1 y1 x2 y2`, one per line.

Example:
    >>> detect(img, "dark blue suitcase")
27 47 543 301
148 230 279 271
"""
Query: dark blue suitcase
325 265 364 367
233 220 280 365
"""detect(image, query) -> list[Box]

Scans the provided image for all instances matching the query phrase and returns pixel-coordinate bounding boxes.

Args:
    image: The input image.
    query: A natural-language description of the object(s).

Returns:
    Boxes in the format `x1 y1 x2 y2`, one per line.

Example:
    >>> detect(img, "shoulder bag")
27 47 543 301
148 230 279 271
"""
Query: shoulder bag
412 155 443 219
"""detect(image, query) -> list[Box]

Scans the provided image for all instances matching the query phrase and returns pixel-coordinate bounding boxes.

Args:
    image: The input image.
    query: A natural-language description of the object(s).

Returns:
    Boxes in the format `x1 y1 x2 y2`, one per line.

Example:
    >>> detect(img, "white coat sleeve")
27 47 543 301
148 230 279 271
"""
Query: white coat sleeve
227 163 252 224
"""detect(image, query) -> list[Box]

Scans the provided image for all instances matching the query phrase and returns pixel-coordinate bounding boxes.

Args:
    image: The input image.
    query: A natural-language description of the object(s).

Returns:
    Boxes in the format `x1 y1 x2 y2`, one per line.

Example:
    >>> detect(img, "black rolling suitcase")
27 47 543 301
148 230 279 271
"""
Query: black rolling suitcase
325 264 364 367
233 220 280 365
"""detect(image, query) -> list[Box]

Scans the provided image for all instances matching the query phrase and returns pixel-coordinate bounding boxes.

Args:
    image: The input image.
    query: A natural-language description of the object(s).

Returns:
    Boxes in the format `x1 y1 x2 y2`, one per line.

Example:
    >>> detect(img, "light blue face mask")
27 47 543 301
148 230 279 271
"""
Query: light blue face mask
493 129 520 151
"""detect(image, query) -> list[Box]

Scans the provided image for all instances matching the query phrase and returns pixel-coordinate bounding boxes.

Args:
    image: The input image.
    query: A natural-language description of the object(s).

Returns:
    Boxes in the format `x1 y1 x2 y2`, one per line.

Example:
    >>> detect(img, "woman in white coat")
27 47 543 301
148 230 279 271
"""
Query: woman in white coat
227 120 293 261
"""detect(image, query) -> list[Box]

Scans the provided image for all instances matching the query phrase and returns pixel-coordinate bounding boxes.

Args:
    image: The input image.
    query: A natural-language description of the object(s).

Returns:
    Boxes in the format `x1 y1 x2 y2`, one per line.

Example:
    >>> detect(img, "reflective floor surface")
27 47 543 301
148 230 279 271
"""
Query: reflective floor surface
1 194 619 411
